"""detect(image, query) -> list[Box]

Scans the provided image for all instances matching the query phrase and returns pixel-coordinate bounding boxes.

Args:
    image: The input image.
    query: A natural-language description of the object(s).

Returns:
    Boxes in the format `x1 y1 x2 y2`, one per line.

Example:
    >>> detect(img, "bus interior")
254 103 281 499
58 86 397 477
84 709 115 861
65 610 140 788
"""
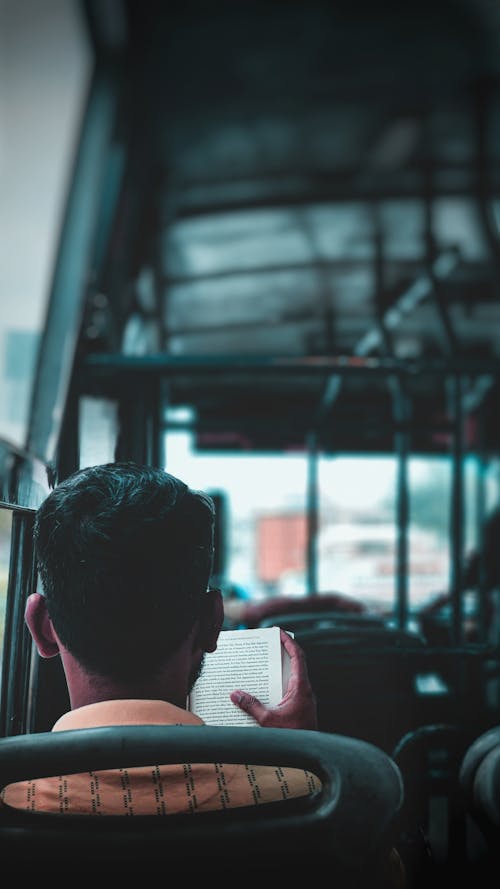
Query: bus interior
2 0 500 882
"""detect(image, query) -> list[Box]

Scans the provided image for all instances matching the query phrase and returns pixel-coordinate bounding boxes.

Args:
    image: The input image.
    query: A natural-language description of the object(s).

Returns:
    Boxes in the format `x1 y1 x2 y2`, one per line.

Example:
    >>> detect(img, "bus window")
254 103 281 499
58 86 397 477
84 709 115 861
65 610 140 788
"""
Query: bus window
165 435 454 617
317 455 451 615
0 509 13 673
79 396 119 469
165 430 308 600
0 0 91 451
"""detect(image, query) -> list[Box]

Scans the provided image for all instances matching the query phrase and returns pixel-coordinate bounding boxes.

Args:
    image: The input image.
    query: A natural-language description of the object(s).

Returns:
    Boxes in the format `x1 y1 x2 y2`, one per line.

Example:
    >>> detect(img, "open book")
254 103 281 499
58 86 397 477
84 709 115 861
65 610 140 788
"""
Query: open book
187 626 291 727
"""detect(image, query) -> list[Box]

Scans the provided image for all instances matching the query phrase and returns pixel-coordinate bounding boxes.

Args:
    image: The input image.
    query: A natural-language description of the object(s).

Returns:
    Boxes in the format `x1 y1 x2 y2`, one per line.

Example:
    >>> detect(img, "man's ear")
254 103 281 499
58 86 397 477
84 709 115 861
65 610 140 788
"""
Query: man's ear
196 587 224 653
25 593 60 658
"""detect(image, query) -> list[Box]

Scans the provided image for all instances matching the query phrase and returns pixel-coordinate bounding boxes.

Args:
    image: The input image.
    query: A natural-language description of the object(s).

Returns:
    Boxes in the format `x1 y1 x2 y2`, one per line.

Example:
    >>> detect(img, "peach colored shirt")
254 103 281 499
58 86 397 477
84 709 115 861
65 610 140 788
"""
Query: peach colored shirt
0 700 321 815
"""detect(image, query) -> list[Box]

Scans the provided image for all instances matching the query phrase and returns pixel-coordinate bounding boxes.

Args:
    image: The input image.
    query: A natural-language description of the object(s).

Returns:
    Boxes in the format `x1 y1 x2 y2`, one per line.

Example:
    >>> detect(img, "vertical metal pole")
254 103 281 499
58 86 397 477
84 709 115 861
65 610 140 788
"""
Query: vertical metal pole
306 432 319 596
0 511 37 737
423 152 465 648
115 383 161 466
158 378 169 469
55 378 81 482
474 82 500 292
146 379 163 468
475 411 488 642
394 385 410 629
449 376 465 646
370 204 410 628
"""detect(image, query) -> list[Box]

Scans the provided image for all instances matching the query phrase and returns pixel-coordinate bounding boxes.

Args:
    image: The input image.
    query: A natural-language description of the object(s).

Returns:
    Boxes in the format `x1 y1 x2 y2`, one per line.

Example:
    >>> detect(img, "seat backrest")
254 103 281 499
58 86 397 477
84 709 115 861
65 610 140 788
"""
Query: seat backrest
459 725 500 845
240 592 368 629
0 725 404 883
459 725 500 799
259 611 386 633
291 625 426 749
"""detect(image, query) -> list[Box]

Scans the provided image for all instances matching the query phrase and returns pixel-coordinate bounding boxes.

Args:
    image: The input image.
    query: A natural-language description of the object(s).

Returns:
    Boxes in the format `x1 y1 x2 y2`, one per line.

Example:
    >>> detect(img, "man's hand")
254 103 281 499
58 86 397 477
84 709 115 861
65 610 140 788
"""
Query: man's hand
229 628 318 729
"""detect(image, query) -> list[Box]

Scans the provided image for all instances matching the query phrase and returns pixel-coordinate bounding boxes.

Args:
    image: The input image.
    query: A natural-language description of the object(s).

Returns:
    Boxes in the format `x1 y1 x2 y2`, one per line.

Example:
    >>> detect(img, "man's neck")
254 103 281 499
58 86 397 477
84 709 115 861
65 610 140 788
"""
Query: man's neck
59 649 191 711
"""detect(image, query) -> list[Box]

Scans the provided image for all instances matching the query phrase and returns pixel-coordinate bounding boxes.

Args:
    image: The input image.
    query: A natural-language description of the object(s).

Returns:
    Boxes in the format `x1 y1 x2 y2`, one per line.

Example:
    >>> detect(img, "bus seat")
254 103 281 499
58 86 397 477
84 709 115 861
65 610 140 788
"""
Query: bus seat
259 610 386 633
459 726 500 848
392 723 477 871
291 625 427 750
236 592 369 629
459 725 500 801
0 724 404 885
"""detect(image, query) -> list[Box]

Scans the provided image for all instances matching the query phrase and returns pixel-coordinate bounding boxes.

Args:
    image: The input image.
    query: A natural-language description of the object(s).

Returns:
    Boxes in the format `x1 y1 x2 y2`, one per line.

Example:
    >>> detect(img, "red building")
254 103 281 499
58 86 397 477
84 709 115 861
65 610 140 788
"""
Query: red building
256 513 307 587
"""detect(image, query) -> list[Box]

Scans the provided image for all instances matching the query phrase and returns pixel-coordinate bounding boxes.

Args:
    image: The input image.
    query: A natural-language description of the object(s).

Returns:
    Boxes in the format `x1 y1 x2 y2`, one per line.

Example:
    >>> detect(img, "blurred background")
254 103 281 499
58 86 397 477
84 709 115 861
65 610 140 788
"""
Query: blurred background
2 0 500 625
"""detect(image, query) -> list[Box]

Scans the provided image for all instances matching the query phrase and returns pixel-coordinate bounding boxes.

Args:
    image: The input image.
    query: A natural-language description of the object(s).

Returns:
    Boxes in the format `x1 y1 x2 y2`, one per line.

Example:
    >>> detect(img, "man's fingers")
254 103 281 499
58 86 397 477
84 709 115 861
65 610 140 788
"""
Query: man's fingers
230 690 265 721
279 628 308 681
279 627 297 654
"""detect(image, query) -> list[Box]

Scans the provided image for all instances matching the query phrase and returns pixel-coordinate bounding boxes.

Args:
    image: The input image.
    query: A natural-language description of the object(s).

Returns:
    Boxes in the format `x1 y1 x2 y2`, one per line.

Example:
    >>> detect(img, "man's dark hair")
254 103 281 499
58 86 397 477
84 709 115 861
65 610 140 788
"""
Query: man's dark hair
34 462 215 681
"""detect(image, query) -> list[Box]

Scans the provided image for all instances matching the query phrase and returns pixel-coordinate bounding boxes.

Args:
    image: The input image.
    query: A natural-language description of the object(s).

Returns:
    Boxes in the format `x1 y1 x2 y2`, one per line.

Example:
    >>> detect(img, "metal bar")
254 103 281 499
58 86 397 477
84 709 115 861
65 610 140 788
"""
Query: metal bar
296 210 336 355
475 416 489 643
306 432 319 596
0 511 37 737
428 283 459 353
54 377 81 483
315 376 343 428
173 158 500 192
163 256 432 288
314 210 413 623
82 352 500 379
175 182 500 220
373 210 409 629
372 211 393 355
114 384 157 465
157 379 169 469
423 167 459 355
474 82 500 289
354 249 460 357
160 414 456 436
393 387 410 629
449 376 465 647
148 379 164 468
112 378 166 468
422 166 466 655
93 142 127 280
314 209 390 426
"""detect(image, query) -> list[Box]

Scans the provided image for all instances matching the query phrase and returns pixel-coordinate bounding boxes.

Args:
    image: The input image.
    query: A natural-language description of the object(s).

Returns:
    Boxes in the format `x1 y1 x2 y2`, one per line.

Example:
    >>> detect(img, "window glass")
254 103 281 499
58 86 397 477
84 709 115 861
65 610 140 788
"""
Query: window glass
0 0 91 449
79 397 119 469
485 457 500 514
165 431 307 599
318 455 398 610
0 509 13 674
166 433 454 615
407 458 451 610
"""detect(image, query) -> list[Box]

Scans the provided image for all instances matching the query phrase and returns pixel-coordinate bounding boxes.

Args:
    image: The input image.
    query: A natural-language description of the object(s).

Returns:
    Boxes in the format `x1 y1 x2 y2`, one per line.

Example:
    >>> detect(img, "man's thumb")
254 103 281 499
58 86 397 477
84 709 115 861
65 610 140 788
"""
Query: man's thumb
230 690 261 715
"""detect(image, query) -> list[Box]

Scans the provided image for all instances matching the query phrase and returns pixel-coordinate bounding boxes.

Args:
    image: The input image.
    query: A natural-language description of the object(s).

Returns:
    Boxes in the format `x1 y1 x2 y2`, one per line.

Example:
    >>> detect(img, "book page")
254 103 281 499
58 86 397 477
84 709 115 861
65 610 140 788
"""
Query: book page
188 626 284 726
